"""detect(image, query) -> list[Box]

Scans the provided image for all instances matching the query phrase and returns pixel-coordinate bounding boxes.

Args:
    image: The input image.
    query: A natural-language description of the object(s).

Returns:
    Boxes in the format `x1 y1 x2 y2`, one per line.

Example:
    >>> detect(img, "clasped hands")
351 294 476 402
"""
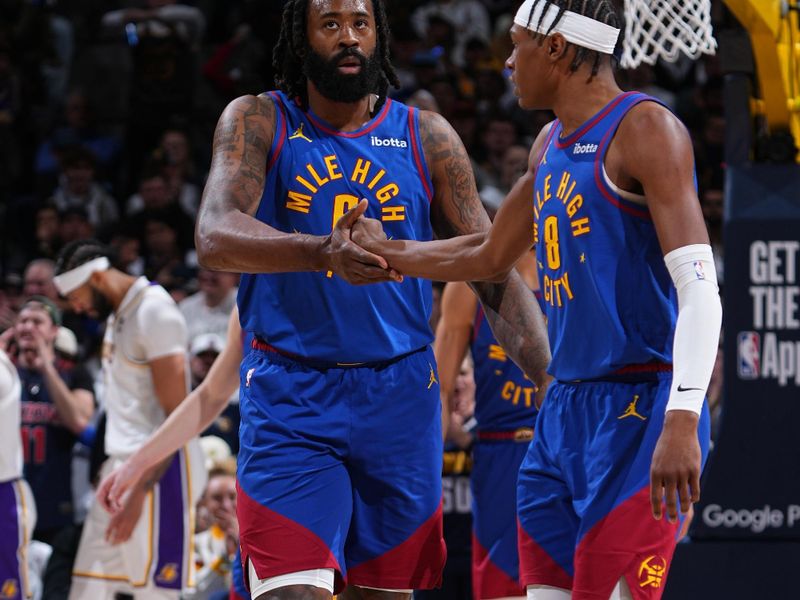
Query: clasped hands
325 198 403 285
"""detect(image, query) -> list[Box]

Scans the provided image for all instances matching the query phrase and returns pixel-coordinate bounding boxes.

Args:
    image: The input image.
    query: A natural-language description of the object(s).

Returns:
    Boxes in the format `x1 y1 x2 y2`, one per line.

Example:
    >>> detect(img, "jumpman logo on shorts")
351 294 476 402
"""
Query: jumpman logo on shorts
289 123 313 143
427 363 438 389
618 395 646 421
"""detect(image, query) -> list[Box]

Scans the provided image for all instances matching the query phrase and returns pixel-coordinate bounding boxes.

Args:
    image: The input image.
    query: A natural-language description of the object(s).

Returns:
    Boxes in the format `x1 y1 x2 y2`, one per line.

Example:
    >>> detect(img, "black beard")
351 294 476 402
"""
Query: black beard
303 47 381 103
91 287 114 322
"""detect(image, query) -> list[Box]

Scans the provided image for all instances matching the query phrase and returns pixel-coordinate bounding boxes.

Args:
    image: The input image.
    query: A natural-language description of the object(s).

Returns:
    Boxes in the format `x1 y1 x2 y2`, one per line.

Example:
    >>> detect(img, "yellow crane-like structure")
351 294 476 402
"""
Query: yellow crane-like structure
725 0 800 160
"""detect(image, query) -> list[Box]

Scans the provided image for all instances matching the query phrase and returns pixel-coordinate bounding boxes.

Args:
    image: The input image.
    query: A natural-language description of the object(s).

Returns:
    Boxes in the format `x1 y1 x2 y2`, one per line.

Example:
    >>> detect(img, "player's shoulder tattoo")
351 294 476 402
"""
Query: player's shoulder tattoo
418 110 485 238
208 94 277 216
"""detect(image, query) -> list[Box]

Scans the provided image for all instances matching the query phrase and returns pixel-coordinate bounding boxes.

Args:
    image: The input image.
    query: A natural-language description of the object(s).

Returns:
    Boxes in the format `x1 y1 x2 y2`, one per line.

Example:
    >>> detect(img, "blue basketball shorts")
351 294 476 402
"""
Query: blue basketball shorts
516 375 710 600
236 345 446 594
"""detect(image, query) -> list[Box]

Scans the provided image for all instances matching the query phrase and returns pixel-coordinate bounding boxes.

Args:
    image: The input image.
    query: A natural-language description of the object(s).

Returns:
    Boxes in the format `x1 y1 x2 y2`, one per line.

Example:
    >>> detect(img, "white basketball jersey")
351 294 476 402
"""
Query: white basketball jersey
0 349 23 481
102 277 189 458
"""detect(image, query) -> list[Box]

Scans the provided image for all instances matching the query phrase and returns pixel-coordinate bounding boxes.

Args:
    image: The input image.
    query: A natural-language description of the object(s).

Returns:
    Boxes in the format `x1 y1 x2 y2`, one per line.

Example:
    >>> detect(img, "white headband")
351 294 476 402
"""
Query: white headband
514 0 620 55
54 256 110 295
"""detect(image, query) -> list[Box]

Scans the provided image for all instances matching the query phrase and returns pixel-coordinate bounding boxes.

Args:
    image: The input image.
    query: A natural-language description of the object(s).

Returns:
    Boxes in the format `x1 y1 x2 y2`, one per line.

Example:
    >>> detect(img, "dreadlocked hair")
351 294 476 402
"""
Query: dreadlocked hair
272 0 400 113
525 0 619 77
55 239 115 275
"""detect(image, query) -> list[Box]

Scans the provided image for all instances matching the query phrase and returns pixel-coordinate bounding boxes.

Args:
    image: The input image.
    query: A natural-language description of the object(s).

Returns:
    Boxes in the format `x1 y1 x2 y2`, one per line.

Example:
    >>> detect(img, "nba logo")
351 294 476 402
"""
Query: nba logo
693 260 706 280
737 331 760 379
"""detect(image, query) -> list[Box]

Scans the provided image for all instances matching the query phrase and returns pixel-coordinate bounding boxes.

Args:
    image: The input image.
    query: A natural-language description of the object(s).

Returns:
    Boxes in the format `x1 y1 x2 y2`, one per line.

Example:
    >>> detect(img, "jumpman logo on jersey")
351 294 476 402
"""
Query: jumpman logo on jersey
289 123 313 143
427 363 438 389
618 395 646 421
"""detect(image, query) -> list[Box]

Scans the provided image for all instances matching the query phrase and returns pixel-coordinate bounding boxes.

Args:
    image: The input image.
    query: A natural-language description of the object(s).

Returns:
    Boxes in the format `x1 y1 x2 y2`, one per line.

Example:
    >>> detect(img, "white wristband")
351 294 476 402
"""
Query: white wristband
664 244 722 415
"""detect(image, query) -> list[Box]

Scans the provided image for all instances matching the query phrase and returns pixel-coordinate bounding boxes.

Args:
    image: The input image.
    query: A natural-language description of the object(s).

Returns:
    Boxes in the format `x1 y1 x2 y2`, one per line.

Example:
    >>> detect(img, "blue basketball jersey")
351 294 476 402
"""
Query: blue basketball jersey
533 92 677 381
238 91 434 363
18 366 78 531
471 307 538 431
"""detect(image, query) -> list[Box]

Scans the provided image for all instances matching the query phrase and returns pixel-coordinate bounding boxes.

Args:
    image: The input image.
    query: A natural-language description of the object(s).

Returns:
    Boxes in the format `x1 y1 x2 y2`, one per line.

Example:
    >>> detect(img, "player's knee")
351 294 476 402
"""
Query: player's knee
254 584 332 600
608 578 633 600
526 585 571 600
249 564 335 600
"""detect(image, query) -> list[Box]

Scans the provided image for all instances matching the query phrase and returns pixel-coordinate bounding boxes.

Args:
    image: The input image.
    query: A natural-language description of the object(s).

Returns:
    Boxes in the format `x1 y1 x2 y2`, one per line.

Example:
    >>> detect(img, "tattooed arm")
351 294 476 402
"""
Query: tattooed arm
356 111 551 385
196 94 395 284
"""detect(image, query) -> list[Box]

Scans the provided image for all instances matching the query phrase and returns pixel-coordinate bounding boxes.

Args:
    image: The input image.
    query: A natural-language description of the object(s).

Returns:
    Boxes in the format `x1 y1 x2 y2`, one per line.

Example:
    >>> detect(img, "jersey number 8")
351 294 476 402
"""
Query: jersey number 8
543 215 561 270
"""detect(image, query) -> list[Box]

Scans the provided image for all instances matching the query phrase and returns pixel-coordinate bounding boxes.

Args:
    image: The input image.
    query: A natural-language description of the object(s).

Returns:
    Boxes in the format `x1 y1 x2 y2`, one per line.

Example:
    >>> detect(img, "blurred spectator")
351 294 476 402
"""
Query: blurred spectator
34 89 122 192
108 229 145 277
54 325 79 365
50 147 119 231
0 290 18 333
0 41 22 189
125 167 173 215
32 204 62 261
23 259 58 301
411 0 490 67
179 270 238 344
389 22 422 92
473 67 511 114
618 64 677 109
475 112 519 190
406 89 440 113
101 0 206 49
701 184 725 286
699 111 726 184
58 206 95 246
708 342 724 442
188 459 238 600
447 355 477 450
428 75 460 120
128 129 202 219
126 169 196 289
479 144 529 211
141 213 195 290
202 23 268 102
9 296 95 544
190 333 225 389
449 99 479 154
102 0 206 186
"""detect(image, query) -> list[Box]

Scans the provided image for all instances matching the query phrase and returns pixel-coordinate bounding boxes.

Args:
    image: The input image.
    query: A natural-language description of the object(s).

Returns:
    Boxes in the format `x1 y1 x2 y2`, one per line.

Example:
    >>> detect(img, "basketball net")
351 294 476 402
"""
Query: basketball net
620 0 717 69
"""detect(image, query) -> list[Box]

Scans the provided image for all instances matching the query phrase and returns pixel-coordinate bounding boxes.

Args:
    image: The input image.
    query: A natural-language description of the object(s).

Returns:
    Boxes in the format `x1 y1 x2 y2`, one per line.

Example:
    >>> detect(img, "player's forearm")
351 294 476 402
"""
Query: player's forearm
471 272 551 389
363 233 508 282
129 383 231 478
196 210 331 274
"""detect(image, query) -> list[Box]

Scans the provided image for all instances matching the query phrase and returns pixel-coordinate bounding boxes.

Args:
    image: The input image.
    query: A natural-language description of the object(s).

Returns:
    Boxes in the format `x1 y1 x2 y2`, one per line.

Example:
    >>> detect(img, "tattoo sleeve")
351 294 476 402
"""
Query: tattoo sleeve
420 111 551 385
196 95 328 273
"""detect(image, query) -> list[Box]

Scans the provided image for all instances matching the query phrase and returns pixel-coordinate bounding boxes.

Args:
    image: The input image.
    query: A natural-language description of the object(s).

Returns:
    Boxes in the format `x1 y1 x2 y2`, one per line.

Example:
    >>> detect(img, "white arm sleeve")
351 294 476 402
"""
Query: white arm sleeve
664 244 723 415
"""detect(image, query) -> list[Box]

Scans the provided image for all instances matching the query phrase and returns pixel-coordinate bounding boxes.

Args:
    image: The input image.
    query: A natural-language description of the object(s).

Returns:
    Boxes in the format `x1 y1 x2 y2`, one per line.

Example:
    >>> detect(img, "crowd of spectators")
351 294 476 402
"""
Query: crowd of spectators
0 0 733 597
